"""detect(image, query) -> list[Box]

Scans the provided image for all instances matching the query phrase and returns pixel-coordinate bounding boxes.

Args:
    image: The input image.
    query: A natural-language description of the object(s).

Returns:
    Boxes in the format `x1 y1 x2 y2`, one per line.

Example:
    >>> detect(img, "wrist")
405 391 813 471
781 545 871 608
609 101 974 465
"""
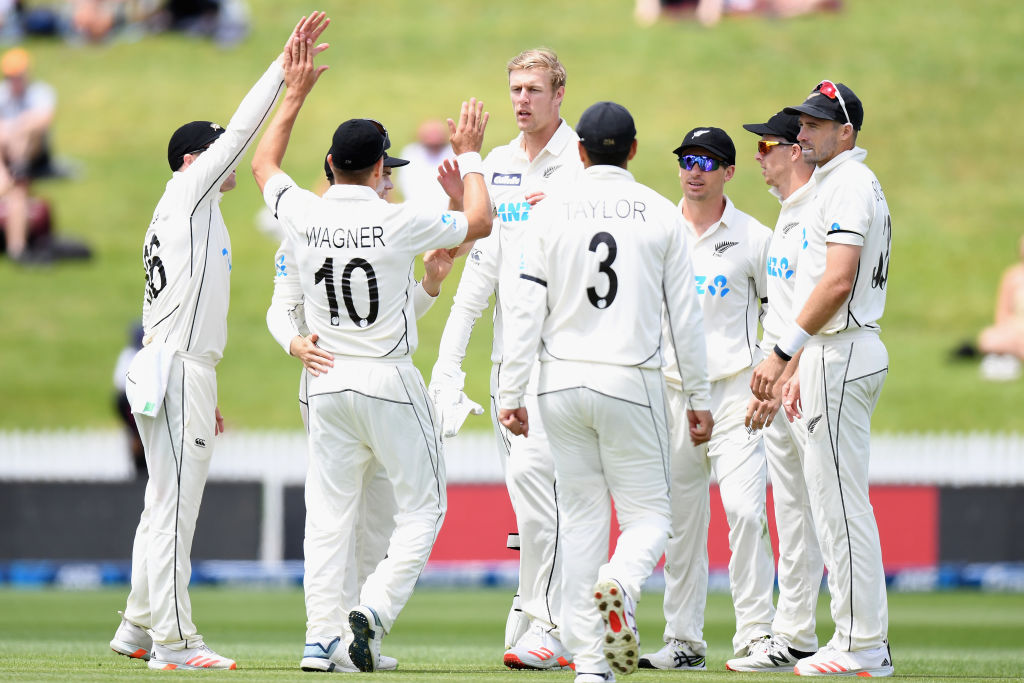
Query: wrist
456 151 483 178
777 324 811 358
421 278 440 297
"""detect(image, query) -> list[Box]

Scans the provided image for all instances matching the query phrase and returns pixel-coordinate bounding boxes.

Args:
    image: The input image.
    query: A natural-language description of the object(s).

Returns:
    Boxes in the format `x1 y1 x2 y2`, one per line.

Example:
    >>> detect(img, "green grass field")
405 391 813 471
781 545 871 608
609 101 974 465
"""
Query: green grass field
1 587 1022 681
1 0 1022 431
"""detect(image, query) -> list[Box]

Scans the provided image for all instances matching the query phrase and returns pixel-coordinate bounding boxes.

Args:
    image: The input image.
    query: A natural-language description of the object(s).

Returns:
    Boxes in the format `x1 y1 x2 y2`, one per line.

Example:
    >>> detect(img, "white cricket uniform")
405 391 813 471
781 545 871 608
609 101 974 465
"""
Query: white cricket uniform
265 241 441 638
792 147 891 653
122 60 284 649
500 165 711 676
661 196 776 657
431 120 582 634
264 172 468 639
760 177 825 654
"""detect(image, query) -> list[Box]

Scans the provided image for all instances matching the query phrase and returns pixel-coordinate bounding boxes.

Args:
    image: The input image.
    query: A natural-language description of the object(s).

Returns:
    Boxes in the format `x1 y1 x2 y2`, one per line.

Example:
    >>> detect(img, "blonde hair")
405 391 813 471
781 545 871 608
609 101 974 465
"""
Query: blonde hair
506 48 566 91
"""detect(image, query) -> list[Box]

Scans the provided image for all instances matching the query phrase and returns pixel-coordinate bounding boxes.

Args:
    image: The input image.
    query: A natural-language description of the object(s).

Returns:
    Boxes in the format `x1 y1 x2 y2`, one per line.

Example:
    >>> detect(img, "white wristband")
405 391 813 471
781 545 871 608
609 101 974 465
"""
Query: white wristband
778 324 811 358
456 152 484 178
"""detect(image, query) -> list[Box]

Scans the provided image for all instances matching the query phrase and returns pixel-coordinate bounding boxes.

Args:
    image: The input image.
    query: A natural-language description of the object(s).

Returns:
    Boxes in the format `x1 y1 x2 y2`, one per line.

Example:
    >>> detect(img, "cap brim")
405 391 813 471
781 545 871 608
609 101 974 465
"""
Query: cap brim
783 103 839 122
742 123 773 135
383 155 410 168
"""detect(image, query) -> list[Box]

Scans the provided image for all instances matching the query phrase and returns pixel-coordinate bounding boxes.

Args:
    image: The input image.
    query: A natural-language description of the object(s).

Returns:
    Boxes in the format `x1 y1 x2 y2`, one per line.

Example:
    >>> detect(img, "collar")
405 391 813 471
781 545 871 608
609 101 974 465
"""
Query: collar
509 119 578 162
680 195 737 241
814 146 868 180
583 165 634 182
322 184 381 201
771 175 816 206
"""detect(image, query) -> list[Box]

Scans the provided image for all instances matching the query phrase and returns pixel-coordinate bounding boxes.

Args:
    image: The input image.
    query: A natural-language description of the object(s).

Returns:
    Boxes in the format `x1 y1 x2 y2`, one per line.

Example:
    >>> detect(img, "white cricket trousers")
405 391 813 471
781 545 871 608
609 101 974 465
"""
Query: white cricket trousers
764 391 823 653
663 369 776 657
298 370 397 641
124 355 217 648
490 363 562 633
799 330 888 652
538 362 671 675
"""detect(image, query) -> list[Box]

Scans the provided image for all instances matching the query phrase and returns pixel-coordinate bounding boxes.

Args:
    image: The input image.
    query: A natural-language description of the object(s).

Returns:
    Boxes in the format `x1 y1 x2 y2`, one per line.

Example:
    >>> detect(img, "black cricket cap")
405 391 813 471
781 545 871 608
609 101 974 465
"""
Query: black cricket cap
329 119 388 171
673 126 736 166
742 111 801 144
167 120 225 171
325 145 408 182
784 80 863 131
576 101 636 154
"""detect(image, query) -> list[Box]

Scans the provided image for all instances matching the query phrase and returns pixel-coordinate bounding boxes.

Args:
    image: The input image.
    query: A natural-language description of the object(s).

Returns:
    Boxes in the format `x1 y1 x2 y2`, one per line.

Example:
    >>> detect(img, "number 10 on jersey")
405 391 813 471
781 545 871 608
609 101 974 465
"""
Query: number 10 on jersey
314 256 380 328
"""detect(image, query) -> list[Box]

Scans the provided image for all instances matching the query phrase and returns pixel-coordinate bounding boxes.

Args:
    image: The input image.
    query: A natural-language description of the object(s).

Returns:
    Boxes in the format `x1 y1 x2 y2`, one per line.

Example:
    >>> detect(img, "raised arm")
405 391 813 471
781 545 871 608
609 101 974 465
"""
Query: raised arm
447 98 492 241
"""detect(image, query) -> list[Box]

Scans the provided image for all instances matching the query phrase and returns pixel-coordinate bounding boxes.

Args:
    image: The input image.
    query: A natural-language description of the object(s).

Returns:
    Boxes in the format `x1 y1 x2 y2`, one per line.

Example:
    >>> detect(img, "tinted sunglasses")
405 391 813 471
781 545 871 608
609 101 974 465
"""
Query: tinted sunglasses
816 79 851 126
367 118 391 152
679 154 724 171
757 140 796 155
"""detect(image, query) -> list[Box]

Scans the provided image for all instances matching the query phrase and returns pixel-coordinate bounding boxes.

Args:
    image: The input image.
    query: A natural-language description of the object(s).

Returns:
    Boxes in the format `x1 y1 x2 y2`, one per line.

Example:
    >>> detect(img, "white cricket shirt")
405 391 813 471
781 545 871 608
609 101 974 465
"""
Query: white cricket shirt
141 60 284 363
792 147 891 336
499 165 711 411
263 174 467 361
663 196 771 384
760 177 817 349
431 120 583 383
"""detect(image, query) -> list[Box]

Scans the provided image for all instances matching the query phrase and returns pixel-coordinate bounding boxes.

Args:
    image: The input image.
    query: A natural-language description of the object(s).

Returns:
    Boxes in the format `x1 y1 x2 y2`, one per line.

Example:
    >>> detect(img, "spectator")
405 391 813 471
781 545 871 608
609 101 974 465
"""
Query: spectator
978 235 1024 381
396 118 452 209
0 46 55 263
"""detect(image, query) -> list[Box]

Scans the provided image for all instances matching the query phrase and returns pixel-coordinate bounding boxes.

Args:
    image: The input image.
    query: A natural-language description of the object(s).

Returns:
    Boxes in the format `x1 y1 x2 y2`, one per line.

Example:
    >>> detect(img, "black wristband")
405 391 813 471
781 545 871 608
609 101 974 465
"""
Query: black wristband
773 344 793 362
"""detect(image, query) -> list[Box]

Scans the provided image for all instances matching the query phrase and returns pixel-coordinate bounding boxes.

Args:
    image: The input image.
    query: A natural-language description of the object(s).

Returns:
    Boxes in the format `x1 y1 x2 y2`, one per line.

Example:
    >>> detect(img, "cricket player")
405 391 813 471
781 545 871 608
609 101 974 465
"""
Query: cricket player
251 31 493 673
108 13 329 672
266 149 456 673
428 47 582 669
498 101 712 683
750 80 893 677
726 111 824 673
640 126 775 671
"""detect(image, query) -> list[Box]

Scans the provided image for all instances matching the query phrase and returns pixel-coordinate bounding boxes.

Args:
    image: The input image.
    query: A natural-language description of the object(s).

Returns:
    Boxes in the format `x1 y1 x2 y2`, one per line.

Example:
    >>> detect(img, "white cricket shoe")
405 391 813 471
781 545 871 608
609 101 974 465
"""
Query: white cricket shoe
727 635 815 672
794 642 893 677
503 620 573 670
593 578 639 676
347 605 383 672
575 672 616 683
110 611 152 661
300 635 357 673
147 642 237 670
638 638 706 670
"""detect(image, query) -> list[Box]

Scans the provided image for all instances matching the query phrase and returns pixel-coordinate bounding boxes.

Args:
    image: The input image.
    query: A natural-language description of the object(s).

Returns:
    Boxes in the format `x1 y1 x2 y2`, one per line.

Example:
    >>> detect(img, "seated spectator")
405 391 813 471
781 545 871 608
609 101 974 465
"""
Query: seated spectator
979 235 1024 381
0 47 55 263
396 118 452 210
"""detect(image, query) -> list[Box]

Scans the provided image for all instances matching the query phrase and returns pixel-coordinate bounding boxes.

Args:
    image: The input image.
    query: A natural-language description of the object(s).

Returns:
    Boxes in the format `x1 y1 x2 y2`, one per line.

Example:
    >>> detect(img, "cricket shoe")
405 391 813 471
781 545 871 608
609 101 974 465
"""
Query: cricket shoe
110 611 152 661
147 642 236 670
300 636 357 673
503 621 573 670
638 638 705 670
726 635 815 672
347 605 383 672
794 642 893 677
575 672 615 682
593 578 639 676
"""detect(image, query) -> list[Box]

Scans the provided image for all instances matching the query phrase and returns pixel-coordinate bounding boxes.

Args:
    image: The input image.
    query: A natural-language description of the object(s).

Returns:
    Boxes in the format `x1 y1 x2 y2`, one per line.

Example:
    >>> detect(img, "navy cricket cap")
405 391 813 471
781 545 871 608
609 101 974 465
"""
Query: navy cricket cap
742 111 801 144
330 119 388 171
673 126 736 166
167 120 225 171
784 80 863 131
325 133 408 181
576 101 636 154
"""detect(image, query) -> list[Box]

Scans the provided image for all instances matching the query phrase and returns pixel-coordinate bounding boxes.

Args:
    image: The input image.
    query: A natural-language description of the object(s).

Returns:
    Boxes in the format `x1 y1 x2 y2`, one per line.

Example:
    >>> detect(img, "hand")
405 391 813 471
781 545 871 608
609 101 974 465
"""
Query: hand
745 394 781 431
782 376 802 422
215 407 225 435
437 158 465 206
448 98 489 155
422 249 454 296
289 333 335 376
499 407 529 437
282 12 330 96
524 191 546 207
750 353 787 401
687 409 713 446
429 384 485 438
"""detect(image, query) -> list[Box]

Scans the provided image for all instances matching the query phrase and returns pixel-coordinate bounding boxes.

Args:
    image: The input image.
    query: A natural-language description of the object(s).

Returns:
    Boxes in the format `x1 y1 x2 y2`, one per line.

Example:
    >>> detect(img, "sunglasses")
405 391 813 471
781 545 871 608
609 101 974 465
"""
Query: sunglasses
816 79 851 126
757 140 795 155
367 118 391 152
679 154 724 171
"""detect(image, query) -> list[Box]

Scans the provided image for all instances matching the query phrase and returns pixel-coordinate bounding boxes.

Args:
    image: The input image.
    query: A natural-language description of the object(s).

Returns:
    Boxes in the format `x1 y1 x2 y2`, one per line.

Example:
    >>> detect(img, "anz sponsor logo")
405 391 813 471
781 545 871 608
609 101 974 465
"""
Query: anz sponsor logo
491 172 522 186
767 256 795 280
497 201 531 223
695 274 730 297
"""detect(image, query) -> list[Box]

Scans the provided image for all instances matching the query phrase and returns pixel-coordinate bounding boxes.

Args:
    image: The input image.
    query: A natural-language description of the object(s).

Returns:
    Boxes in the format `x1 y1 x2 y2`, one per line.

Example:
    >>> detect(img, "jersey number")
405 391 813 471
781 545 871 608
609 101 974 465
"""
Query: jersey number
144 234 167 302
314 257 379 328
586 232 618 309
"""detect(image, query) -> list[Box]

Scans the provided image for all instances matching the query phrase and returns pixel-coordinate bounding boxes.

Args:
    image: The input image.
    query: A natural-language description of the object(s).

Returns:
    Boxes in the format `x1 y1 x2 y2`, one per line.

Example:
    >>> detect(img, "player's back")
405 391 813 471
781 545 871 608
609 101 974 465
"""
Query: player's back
523 165 683 369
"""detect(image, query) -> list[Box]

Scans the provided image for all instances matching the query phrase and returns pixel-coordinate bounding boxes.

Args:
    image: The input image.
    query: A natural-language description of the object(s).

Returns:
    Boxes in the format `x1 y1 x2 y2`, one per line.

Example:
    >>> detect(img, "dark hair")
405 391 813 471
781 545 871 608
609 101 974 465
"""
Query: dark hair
584 147 630 168
333 164 376 184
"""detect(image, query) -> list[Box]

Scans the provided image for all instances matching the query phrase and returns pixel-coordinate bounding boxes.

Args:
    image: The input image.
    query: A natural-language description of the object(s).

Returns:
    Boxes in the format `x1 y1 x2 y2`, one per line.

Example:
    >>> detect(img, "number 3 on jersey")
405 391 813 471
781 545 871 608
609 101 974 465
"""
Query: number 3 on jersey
314 256 379 328
587 232 618 309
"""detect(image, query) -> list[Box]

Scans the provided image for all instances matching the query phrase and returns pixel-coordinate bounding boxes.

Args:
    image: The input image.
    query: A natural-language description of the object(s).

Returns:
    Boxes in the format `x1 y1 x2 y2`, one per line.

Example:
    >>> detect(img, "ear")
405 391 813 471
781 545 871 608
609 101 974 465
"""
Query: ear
626 139 638 162
553 85 565 107
577 141 590 166
723 164 736 182
179 153 198 172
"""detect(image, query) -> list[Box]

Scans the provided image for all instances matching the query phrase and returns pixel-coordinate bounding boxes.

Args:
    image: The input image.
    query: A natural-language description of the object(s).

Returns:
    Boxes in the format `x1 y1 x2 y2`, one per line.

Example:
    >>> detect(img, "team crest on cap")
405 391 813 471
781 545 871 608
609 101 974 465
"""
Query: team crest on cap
210 123 222 131
693 129 709 137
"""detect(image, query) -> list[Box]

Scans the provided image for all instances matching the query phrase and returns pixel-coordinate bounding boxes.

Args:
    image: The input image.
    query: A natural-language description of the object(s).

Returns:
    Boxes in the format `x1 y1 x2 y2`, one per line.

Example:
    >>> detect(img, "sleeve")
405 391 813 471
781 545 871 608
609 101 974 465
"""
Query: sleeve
754 225 771 327
266 241 304 354
663 215 712 411
412 281 436 319
178 60 285 211
262 171 318 239
405 204 470 254
27 82 56 115
497 228 548 410
822 173 873 247
429 233 500 388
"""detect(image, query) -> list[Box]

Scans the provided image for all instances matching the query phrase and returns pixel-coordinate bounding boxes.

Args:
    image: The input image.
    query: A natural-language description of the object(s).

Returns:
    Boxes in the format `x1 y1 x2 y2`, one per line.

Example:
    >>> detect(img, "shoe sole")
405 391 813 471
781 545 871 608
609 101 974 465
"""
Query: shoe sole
796 664 894 677
110 639 151 661
594 580 638 676
147 659 237 671
639 657 706 671
726 662 794 672
503 651 573 670
348 608 379 673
